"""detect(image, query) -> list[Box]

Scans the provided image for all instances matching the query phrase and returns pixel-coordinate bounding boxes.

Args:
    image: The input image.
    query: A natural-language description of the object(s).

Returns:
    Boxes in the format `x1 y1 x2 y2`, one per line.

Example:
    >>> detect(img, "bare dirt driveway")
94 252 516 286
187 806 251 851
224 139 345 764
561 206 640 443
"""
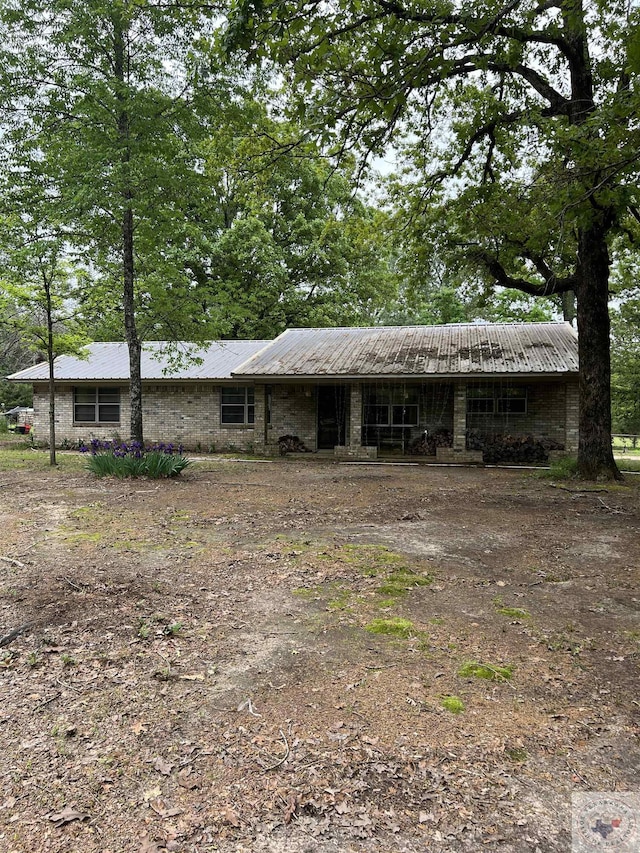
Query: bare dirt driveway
0 455 639 853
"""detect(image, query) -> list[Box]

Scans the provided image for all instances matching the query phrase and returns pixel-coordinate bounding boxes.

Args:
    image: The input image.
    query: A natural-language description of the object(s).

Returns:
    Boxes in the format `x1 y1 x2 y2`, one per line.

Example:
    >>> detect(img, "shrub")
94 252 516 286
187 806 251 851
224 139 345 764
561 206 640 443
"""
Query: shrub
81 439 192 479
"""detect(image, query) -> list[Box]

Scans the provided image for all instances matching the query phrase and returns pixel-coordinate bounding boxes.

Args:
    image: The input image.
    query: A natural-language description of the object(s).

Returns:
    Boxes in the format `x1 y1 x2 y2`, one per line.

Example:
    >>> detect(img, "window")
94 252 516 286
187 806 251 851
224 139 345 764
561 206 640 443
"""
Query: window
221 386 255 425
496 386 528 413
467 385 527 415
363 386 419 427
466 386 495 414
74 387 120 423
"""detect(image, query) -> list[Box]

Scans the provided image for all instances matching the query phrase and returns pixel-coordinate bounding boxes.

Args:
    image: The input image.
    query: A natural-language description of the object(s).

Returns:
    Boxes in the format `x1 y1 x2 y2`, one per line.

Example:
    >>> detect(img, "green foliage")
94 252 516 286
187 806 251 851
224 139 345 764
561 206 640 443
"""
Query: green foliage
611 292 640 434
231 0 637 477
545 456 580 480
86 446 192 479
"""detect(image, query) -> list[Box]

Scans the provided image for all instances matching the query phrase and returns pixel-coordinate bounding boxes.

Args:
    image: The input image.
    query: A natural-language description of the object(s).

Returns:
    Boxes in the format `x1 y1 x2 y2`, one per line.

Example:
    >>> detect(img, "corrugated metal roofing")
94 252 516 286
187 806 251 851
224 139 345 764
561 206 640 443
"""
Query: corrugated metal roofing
232 323 579 378
7 340 271 382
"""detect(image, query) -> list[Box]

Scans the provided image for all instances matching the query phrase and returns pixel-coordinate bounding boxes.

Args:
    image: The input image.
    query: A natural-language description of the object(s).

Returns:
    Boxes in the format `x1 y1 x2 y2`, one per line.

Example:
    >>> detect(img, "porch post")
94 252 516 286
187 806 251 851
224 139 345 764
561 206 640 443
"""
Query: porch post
452 381 467 451
253 384 266 452
565 381 579 453
348 383 362 447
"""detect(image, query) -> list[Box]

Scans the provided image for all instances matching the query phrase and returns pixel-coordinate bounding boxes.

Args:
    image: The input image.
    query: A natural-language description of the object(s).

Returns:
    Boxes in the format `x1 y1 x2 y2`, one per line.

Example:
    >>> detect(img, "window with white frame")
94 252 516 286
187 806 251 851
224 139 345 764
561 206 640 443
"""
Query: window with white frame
74 387 120 423
221 386 255 425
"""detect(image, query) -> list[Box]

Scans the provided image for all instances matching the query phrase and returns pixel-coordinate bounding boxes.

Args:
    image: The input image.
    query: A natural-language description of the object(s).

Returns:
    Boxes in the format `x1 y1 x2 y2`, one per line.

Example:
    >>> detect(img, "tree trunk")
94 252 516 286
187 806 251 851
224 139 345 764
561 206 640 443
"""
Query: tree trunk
45 276 57 466
123 203 143 443
114 15 143 444
575 223 620 480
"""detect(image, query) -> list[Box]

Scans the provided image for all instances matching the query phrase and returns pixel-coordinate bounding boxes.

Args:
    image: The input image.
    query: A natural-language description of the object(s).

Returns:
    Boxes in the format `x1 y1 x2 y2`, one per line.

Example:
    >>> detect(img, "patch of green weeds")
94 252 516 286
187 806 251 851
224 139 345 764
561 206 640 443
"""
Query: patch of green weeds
365 617 415 638
376 569 432 598
458 660 514 681
292 587 321 600
493 595 530 619
376 598 397 609
504 747 528 762
538 456 579 479
58 530 102 544
60 653 76 667
163 621 183 637
441 695 465 714
327 587 352 611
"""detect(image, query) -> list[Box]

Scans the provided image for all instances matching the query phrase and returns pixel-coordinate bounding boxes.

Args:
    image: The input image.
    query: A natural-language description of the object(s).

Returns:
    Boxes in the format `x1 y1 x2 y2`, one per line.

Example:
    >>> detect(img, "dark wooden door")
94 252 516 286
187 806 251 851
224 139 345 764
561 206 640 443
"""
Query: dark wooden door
317 386 347 448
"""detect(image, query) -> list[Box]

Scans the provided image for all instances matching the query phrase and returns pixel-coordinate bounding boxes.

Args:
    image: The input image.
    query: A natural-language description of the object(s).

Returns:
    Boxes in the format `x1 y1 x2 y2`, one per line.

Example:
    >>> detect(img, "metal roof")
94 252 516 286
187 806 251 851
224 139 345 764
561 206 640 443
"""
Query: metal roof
7 340 271 382
232 323 579 378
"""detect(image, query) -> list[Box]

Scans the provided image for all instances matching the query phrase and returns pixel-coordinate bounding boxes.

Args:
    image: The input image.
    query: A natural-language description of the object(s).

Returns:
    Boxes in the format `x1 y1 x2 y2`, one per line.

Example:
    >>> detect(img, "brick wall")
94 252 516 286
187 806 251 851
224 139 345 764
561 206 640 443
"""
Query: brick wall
31 377 581 455
465 380 570 447
32 382 258 450
264 384 318 451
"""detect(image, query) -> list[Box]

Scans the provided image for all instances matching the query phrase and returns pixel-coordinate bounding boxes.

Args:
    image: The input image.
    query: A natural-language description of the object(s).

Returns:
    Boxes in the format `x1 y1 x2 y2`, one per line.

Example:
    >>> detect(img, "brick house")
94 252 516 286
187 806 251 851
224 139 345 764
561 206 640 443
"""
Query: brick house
8 322 579 462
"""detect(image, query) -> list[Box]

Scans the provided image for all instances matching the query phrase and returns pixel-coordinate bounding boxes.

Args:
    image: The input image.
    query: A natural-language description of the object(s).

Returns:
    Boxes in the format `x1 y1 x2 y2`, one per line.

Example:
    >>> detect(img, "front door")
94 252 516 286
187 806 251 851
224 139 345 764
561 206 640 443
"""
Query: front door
317 386 347 449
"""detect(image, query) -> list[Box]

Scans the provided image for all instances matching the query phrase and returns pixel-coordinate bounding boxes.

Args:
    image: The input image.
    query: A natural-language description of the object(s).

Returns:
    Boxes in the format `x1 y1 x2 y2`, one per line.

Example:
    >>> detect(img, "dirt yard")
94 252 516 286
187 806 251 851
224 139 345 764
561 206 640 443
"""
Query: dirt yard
0 455 639 853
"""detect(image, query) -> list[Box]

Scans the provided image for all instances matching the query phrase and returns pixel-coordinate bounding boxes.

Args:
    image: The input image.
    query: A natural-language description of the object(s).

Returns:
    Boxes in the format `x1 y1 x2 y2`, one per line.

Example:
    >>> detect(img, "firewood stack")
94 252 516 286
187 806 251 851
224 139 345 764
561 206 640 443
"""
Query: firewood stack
466 431 564 464
408 429 453 456
278 434 311 455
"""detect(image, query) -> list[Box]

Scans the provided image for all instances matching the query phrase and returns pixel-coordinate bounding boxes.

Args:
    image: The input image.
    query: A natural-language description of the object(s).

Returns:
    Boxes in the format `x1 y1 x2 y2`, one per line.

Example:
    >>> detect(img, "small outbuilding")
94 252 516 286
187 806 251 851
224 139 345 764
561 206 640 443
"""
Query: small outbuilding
7 322 579 463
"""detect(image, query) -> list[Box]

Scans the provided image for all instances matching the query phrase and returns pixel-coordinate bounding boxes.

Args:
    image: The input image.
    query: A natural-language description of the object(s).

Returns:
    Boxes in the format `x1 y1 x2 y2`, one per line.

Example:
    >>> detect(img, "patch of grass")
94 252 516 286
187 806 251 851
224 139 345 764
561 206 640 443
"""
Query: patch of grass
441 695 465 714
365 617 415 638
376 569 433 598
458 660 514 681
376 598 397 608
618 458 640 473
539 456 579 479
327 586 352 611
496 604 530 619
292 587 320 600
0 448 86 472
493 595 530 620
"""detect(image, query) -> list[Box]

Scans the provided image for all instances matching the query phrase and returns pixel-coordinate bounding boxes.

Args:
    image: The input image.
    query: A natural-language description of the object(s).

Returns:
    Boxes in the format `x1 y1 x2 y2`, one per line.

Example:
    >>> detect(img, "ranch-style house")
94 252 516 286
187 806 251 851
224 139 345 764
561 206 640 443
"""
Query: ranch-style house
8 322 579 463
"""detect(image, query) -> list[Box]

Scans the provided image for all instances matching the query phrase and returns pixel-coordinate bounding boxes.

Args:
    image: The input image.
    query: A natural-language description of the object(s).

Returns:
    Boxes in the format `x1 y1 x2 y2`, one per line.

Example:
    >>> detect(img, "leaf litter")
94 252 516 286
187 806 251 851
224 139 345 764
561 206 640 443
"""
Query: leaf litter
0 460 638 851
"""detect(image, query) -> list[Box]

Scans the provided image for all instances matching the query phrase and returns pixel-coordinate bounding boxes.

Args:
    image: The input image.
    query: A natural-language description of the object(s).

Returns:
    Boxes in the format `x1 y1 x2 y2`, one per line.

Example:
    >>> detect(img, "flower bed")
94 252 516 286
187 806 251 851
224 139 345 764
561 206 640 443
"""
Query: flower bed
79 439 191 478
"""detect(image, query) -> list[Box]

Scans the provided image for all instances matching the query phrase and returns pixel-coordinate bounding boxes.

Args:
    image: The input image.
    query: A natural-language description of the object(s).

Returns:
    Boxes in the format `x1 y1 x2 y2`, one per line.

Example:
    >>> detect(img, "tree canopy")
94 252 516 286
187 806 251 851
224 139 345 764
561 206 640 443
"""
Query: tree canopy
231 0 640 478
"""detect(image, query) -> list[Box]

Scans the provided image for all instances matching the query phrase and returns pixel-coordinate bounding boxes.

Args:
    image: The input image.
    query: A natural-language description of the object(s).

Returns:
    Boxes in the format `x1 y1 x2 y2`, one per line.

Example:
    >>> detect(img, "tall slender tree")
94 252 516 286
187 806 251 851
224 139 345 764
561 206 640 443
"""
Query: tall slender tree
1 0 216 443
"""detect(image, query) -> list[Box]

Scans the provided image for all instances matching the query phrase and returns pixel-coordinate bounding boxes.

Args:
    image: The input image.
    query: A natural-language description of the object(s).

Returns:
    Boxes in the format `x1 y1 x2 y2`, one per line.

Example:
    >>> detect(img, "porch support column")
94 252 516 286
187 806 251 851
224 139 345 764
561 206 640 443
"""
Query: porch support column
348 383 362 447
565 381 579 453
452 381 467 451
252 384 267 452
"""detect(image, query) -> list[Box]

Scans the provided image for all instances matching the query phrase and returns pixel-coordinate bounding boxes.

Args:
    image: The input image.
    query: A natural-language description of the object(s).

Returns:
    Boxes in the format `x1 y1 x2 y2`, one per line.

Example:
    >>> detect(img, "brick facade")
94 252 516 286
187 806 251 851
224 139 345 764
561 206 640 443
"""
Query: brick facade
32 377 580 457
32 382 259 451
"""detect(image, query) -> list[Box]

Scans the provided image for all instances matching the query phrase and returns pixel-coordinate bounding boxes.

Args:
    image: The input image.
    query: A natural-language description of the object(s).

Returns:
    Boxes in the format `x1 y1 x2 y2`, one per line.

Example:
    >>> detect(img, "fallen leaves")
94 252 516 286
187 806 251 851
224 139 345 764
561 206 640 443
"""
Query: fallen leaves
48 806 91 827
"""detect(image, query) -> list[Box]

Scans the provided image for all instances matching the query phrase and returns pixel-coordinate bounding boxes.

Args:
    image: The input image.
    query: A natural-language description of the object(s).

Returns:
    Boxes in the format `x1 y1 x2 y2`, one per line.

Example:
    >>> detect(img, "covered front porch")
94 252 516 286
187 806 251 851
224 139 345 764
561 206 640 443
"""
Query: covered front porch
252 378 578 463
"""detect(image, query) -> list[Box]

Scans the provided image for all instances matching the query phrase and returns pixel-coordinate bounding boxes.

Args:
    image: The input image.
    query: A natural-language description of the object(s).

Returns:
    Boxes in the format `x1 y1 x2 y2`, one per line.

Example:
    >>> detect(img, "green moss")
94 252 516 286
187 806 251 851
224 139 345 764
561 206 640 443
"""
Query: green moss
496 606 530 619
458 660 514 681
292 587 320 600
376 598 397 608
365 617 415 638
376 570 432 598
504 747 528 762
441 695 465 714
